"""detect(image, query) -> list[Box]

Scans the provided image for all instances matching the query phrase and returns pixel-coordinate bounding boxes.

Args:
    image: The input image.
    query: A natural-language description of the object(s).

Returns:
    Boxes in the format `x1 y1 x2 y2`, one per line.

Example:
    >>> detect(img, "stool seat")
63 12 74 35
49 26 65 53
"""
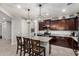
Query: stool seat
31 39 46 56
33 46 45 53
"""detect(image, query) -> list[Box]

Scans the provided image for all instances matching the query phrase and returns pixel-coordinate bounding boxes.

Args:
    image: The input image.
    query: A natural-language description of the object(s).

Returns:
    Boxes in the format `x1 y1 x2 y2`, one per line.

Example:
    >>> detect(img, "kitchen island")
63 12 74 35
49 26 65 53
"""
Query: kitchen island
24 36 52 56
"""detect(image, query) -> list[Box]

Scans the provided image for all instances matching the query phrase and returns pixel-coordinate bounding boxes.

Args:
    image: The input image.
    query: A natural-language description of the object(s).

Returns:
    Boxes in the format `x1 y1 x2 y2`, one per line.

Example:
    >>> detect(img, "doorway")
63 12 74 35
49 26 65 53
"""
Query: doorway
1 21 11 44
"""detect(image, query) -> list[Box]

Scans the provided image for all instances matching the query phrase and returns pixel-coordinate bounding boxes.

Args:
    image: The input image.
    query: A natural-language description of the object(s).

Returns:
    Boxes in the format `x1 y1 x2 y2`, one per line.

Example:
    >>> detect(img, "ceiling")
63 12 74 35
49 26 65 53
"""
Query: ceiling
0 3 79 21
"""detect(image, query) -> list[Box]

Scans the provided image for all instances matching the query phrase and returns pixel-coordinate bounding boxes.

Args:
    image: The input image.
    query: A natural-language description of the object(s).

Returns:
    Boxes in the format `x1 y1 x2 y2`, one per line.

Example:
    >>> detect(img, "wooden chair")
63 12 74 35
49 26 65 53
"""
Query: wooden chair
16 36 24 56
23 37 32 56
31 39 46 56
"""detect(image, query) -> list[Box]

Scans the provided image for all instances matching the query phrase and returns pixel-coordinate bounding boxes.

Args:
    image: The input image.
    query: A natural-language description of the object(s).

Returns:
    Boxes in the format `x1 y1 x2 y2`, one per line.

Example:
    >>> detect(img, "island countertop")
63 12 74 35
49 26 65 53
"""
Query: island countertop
24 36 52 42
50 34 78 42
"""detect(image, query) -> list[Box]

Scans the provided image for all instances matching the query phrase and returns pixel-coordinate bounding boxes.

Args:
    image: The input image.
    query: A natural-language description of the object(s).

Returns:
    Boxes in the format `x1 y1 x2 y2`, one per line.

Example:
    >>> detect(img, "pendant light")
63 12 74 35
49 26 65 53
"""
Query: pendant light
39 4 42 17
27 9 30 20
27 8 31 23
38 4 43 22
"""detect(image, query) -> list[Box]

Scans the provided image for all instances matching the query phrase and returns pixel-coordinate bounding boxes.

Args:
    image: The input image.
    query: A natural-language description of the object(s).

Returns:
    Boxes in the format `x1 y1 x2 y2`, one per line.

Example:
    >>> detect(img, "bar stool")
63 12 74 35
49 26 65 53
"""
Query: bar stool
23 37 32 56
16 36 24 56
31 39 46 56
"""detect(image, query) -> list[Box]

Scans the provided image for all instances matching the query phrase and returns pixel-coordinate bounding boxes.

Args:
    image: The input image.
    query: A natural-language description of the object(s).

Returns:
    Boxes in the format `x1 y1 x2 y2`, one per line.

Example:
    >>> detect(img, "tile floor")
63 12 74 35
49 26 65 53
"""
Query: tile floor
0 39 76 56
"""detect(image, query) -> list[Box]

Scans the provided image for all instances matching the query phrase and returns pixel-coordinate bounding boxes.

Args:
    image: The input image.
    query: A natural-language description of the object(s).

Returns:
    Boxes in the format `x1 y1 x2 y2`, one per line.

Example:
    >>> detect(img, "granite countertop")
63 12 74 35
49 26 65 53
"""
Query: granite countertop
37 33 78 42
31 36 52 42
23 36 52 42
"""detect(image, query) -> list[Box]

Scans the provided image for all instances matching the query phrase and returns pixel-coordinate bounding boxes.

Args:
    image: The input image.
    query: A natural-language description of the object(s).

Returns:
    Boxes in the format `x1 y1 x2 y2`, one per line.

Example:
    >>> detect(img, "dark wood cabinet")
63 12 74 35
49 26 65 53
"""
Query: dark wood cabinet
39 17 78 31
77 17 79 30
39 19 51 30
49 36 78 50
67 37 78 50
39 22 45 30
44 20 51 25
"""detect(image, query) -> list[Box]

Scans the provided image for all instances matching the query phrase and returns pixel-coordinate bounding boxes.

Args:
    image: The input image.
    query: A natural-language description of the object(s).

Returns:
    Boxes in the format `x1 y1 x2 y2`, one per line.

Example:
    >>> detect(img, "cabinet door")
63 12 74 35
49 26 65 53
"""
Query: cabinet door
44 20 51 27
39 22 45 30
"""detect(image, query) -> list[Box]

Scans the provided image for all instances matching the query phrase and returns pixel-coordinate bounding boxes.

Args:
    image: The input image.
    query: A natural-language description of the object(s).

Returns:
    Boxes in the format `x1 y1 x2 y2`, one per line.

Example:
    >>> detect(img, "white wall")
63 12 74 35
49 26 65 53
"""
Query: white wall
11 18 22 45
2 22 6 40
21 19 28 37
11 18 33 45
11 18 35 45
2 21 11 40
0 23 2 36
6 21 11 40
34 20 39 36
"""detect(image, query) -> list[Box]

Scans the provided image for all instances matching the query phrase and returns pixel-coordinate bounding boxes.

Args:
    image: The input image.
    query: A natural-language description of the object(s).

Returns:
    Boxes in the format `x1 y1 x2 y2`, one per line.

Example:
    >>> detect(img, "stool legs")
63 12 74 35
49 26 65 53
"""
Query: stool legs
20 46 22 56
44 49 45 56
49 44 51 54
16 46 18 54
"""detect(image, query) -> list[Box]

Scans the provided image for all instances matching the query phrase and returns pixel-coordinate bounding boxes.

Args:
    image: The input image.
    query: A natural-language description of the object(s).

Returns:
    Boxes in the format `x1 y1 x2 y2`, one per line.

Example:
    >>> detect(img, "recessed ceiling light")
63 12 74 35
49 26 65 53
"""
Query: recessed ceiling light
3 17 5 19
0 22 2 24
16 5 21 8
62 9 66 12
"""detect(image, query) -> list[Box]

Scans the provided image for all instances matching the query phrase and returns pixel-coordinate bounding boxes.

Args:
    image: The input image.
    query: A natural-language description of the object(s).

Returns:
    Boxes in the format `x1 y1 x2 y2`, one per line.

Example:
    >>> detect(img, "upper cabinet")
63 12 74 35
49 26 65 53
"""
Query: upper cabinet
39 17 78 31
